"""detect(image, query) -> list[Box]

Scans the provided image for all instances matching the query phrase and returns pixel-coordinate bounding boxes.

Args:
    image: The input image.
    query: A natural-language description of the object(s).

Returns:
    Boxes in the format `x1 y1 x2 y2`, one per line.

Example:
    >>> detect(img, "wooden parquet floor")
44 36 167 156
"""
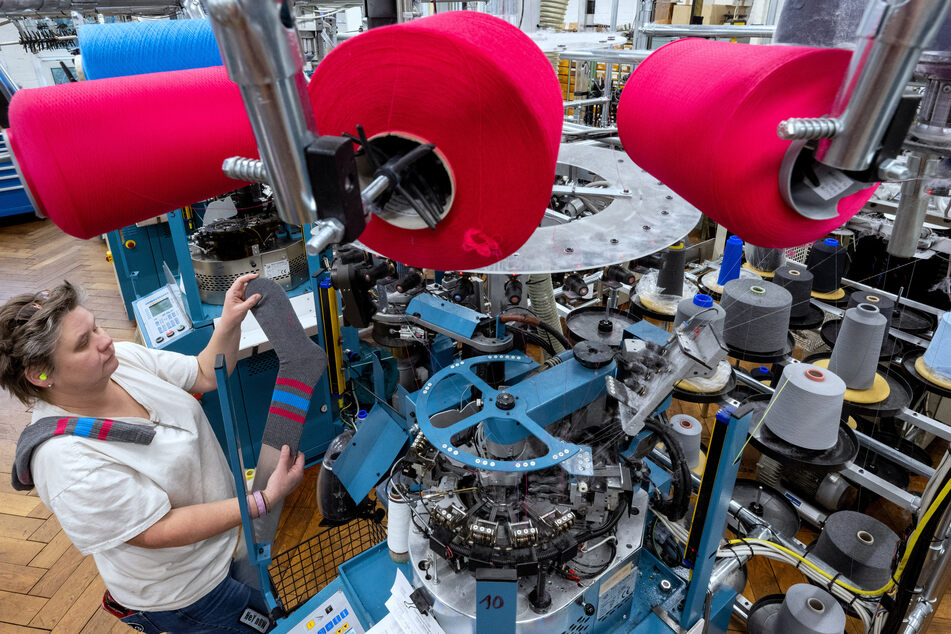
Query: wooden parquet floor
0 217 137 634
1 216 950 633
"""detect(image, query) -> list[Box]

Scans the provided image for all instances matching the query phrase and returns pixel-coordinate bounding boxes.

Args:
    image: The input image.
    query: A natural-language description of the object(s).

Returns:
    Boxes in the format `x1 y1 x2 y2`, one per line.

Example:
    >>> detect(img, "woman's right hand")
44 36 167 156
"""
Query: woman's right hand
263 445 306 507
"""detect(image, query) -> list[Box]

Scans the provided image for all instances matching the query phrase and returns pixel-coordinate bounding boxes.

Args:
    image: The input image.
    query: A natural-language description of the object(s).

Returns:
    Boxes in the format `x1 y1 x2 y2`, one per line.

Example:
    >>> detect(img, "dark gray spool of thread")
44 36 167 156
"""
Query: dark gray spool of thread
744 244 785 273
773 266 814 318
846 290 895 326
674 294 726 338
829 303 887 390
776 584 846 634
811 510 899 590
721 279 793 353
657 244 686 296
806 238 849 293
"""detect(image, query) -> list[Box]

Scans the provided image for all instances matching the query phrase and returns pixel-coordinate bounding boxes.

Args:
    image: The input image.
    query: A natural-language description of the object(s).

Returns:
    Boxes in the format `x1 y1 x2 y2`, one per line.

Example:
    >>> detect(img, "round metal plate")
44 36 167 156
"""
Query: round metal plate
573 341 615 368
745 394 860 474
732 478 801 539
726 333 796 364
902 351 951 399
788 304 825 331
566 306 638 347
470 143 702 273
746 595 784 634
892 305 935 335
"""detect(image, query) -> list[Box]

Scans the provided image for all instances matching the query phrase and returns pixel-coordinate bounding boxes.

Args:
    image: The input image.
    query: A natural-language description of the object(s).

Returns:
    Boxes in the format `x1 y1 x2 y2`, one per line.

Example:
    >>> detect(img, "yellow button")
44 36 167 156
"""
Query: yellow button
306 620 315 630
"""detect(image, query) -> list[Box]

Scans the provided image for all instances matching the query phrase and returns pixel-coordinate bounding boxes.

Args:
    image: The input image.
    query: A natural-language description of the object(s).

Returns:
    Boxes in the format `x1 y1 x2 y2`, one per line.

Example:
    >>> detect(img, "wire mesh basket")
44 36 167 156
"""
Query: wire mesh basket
269 516 387 614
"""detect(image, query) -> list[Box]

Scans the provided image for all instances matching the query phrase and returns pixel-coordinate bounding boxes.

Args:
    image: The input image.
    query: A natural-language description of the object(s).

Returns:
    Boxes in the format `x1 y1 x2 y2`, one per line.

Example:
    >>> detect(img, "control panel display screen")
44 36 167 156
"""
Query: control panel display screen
149 297 172 316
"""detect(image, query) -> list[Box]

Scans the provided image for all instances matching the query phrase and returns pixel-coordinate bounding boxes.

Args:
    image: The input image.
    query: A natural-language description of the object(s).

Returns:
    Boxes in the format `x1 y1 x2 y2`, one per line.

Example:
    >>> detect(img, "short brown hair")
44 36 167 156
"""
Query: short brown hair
0 282 85 405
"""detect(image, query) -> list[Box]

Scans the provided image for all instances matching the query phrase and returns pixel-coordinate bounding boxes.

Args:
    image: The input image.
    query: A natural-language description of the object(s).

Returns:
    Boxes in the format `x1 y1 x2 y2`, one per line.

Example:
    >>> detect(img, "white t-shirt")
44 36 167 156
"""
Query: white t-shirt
30 341 238 612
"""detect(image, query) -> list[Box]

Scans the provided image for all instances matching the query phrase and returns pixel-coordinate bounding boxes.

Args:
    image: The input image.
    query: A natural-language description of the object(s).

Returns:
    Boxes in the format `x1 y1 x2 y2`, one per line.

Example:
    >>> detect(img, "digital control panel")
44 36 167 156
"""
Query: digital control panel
133 285 192 349
287 590 364 634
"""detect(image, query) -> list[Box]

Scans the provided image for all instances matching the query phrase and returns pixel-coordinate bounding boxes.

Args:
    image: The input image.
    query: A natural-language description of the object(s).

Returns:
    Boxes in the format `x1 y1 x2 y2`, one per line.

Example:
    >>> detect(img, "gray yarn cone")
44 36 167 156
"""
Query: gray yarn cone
828 303 887 390
811 510 899 590
721 279 792 353
775 584 846 634
763 364 845 451
744 244 785 273
773 266 814 319
846 290 895 326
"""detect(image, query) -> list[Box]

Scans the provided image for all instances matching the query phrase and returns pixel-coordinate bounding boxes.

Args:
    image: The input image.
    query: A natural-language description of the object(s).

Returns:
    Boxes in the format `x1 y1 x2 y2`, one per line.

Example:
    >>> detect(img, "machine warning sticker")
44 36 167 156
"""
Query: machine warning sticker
597 561 636 620
264 259 290 279
805 164 854 201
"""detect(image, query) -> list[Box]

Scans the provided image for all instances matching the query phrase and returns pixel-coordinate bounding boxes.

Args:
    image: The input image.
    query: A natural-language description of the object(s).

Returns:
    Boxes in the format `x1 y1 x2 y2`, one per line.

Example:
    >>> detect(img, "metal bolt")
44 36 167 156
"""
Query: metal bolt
665 195 673 200
565 247 574 253
306 218 345 256
642 225 651 231
610 238 619 244
777 117 839 140
660 209 669 216
222 156 269 184
320 404 328 413
659 579 672 593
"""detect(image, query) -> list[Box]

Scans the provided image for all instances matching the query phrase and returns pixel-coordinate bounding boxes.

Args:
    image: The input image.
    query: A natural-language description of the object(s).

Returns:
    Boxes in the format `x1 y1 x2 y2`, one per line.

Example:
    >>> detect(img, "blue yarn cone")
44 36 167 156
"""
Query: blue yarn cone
78 19 222 80
717 235 744 286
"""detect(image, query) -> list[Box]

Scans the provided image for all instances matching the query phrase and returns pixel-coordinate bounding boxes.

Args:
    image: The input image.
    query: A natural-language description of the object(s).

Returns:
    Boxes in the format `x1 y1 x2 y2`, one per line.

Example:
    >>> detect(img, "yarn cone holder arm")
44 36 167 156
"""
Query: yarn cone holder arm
209 0 468 254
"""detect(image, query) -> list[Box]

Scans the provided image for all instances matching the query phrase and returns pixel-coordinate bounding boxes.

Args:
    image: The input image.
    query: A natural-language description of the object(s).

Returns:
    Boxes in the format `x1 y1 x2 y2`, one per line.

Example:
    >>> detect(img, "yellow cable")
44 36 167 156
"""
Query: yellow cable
727 474 951 597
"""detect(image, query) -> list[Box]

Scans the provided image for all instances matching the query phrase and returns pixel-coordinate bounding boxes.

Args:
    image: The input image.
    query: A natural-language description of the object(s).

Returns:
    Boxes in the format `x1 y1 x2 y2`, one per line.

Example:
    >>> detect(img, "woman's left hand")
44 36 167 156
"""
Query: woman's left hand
219 273 261 331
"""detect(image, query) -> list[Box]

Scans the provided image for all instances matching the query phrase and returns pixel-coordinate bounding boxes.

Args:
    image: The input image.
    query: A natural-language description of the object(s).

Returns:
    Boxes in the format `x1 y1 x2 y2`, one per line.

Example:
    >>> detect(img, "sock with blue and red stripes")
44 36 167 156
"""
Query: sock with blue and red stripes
246 278 327 540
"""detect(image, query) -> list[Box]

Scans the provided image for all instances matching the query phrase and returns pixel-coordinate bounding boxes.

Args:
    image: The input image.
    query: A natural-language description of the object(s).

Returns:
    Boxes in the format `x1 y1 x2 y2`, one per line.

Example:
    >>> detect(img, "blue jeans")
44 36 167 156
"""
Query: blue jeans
120 564 270 633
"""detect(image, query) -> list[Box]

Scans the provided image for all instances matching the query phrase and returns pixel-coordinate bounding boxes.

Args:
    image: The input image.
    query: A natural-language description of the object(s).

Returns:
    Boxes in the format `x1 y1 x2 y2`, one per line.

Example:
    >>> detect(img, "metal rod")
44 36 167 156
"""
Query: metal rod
207 0 318 233
889 151 933 258
900 499 951 634
551 184 629 197
841 462 921 512
0 0 180 14
638 23 775 38
897 408 951 443
563 96 609 108
855 429 935 478
557 49 651 63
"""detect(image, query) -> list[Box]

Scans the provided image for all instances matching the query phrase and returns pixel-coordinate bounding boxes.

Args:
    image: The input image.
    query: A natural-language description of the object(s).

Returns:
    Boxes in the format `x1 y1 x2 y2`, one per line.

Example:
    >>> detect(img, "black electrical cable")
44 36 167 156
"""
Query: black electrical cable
639 417 692 521
505 324 558 356
498 313 572 350
571 541 617 579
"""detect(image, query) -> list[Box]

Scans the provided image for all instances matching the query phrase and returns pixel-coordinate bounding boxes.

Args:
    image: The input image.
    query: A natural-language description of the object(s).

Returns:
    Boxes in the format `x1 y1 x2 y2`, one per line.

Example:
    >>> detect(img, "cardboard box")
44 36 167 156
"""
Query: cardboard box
702 3 738 24
671 4 692 24
654 1 674 23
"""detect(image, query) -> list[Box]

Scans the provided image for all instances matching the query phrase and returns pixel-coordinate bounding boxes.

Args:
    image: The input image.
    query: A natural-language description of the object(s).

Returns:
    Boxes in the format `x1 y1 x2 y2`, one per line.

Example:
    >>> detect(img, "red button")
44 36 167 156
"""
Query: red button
166 330 174 337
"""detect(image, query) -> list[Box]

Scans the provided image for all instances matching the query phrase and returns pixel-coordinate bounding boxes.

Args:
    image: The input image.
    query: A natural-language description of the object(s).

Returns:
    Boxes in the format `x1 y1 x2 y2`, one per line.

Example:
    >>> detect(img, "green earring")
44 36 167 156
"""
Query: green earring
39 373 47 381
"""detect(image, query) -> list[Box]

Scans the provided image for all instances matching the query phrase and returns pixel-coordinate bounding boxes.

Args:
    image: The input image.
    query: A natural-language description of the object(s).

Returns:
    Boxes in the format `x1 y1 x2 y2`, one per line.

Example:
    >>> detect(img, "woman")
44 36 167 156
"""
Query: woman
0 274 304 633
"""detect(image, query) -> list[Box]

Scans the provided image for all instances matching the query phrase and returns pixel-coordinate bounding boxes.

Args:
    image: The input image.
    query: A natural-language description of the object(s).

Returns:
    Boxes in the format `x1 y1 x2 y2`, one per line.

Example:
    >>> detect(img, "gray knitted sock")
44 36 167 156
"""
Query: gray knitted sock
246 278 327 542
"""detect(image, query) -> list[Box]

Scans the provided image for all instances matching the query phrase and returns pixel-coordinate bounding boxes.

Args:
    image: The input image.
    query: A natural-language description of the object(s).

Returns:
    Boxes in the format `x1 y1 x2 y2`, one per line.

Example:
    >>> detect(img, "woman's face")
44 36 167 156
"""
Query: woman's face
49 306 118 390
